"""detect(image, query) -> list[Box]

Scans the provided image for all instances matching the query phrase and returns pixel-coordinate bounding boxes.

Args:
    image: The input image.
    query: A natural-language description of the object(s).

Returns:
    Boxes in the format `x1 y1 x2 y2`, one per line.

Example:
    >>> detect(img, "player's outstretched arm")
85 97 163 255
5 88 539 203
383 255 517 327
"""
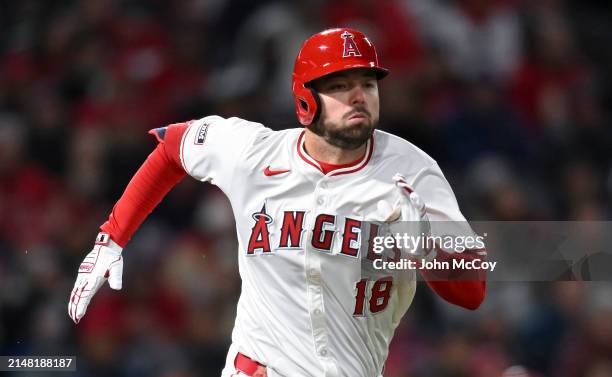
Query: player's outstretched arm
68 123 189 323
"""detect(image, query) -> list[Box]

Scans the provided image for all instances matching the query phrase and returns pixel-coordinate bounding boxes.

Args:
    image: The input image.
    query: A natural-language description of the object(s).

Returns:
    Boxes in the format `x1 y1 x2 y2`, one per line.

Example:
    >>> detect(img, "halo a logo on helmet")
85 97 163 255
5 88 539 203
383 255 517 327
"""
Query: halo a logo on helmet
341 31 362 57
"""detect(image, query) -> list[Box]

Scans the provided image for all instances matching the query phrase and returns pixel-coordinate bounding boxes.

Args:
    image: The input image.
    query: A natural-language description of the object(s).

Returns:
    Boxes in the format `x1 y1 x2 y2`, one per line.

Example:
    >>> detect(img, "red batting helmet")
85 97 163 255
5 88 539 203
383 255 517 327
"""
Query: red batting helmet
292 28 389 126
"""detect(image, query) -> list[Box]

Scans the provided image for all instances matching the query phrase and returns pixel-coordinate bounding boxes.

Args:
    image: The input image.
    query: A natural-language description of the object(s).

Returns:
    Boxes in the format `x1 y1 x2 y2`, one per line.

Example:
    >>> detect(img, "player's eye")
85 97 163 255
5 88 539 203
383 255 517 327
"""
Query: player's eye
364 80 376 89
327 82 347 91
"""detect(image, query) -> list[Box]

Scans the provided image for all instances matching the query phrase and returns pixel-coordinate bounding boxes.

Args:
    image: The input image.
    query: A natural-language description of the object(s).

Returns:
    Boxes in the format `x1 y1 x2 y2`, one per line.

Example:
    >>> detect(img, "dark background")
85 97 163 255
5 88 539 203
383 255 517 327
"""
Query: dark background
1 0 612 376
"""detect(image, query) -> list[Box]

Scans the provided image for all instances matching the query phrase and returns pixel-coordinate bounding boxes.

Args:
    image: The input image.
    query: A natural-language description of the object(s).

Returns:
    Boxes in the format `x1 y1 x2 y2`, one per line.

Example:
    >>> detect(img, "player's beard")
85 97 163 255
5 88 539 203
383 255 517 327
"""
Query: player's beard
307 106 377 150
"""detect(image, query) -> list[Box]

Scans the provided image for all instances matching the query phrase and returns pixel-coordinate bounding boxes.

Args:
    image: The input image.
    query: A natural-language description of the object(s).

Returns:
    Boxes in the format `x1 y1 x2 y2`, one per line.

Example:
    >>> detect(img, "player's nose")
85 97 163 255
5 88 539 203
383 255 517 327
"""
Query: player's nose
349 85 366 105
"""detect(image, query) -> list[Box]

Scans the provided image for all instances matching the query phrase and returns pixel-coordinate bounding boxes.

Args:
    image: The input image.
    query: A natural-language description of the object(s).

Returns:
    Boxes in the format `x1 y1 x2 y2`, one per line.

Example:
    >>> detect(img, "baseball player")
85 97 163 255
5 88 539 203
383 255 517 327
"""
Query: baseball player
68 28 486 377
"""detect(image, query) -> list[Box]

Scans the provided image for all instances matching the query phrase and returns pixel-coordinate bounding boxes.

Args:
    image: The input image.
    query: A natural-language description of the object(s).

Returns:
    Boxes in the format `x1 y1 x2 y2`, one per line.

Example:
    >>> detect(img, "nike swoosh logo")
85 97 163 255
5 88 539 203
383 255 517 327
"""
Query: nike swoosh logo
264 166 290 176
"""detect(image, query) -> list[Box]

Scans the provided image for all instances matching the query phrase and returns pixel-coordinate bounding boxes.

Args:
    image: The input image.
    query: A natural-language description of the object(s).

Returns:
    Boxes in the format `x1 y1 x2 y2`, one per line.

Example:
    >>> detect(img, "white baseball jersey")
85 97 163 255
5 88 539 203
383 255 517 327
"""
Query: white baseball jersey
178 116 472 377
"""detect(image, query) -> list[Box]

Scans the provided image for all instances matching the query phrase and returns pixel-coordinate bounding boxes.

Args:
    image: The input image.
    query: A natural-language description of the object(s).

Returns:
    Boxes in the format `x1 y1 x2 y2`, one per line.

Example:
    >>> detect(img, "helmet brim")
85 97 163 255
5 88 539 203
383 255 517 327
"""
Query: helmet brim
301 62 389 86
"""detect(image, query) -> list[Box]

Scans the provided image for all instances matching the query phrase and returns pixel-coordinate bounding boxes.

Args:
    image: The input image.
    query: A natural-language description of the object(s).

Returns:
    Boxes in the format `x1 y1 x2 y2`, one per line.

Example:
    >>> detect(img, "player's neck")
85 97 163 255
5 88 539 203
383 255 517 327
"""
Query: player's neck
303 129 367 165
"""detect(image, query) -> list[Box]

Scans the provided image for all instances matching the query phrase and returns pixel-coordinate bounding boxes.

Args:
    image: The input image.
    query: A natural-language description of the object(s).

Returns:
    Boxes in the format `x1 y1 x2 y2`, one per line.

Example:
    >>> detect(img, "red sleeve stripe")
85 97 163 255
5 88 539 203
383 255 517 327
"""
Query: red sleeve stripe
100 124 189 247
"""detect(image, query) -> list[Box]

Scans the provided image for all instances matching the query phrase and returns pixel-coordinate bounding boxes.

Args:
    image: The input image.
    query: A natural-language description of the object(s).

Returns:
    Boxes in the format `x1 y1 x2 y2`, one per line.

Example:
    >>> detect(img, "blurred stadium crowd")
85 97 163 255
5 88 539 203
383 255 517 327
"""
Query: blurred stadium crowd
1 0 612 376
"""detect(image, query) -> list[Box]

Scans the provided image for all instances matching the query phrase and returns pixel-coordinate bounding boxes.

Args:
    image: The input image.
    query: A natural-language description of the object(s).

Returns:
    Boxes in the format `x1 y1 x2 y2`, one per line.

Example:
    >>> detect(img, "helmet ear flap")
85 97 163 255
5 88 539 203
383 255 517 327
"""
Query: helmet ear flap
293 81 321 126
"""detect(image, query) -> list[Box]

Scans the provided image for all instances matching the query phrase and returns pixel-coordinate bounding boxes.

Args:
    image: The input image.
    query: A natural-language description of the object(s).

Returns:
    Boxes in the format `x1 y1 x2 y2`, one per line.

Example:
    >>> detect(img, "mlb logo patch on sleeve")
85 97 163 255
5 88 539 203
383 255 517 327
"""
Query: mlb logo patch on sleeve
194 122 209 145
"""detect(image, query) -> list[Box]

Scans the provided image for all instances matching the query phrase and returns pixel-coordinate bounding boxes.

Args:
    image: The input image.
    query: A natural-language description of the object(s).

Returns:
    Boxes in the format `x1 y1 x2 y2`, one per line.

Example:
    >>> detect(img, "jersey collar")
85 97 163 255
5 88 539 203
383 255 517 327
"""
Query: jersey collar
296 130 374 177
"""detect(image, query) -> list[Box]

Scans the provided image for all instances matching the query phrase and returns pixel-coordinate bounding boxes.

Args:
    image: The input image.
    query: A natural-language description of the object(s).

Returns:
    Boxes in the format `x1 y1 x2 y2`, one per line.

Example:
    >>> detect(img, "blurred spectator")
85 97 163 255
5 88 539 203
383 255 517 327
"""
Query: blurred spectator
510 1 592 132
325 0 424 75
406 0 522 81
439 79 532 169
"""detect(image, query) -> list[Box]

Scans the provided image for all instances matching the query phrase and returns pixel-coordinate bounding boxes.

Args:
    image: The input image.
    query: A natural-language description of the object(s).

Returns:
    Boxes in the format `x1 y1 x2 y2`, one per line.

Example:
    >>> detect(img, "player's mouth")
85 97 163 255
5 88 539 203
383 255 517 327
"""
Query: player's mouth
348 112 367 120
345 106 371 119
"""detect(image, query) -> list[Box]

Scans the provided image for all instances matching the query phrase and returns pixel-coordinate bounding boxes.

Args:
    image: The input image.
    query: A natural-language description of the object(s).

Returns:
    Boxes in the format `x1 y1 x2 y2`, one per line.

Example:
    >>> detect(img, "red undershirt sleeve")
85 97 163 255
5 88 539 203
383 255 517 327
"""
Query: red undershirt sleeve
418 249 487 310
99 123 189 248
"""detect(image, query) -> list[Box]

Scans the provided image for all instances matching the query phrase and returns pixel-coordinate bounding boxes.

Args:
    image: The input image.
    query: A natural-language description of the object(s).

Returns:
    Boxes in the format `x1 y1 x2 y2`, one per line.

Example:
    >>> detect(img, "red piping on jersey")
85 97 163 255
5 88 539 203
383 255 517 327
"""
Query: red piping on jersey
178 120 196 170
296 131 374 176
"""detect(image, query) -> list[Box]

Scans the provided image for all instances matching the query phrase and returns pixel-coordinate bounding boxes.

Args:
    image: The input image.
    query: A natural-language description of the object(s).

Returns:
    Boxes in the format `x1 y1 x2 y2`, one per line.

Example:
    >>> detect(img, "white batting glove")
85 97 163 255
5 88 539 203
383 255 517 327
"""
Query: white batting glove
383 174 427 222
382 174 431 257
68 233 123 324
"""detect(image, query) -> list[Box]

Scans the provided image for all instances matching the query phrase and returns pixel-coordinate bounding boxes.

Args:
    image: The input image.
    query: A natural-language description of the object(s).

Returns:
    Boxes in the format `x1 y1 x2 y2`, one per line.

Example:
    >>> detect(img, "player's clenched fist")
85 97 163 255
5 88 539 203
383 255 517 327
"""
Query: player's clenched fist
68 233 123 324
383 173 428 222
381 173 432 257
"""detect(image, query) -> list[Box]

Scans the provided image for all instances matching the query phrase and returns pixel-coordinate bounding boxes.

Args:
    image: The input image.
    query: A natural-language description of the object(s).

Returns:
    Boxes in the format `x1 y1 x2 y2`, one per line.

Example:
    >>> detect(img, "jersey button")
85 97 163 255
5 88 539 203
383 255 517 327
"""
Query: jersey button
309 269 320 282
319 349 327 357
316 197 324 205
314 309 321 315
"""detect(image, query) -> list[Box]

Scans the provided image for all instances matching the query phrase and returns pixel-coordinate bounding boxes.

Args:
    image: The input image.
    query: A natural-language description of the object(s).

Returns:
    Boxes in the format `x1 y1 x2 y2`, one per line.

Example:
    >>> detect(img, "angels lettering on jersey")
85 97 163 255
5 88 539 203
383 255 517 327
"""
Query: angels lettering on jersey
247 204 395 263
